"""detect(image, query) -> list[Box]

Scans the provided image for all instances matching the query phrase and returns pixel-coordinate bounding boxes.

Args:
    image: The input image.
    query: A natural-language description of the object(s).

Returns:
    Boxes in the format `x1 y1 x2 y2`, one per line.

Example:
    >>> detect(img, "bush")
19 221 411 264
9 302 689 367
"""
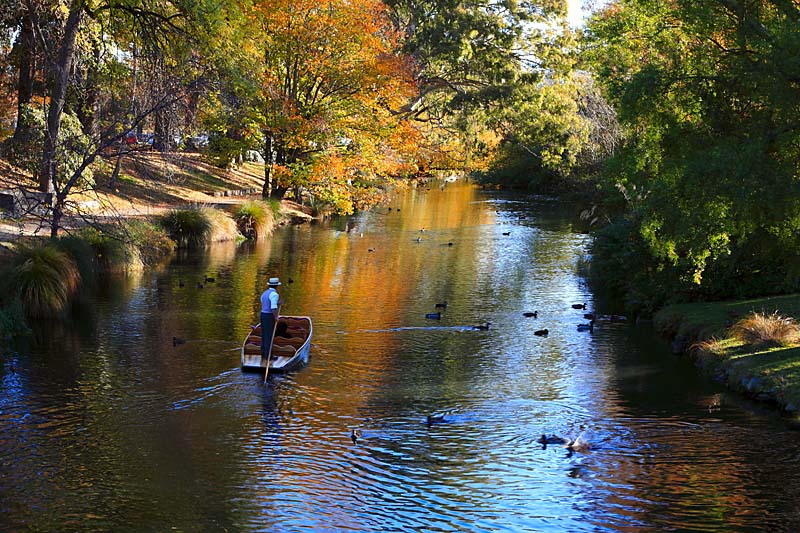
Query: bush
78 227 128 271
160 208 212 248
126 219 175 266
730 312 800 348
6 243 81 318
0 298 30 339
234 201 274 239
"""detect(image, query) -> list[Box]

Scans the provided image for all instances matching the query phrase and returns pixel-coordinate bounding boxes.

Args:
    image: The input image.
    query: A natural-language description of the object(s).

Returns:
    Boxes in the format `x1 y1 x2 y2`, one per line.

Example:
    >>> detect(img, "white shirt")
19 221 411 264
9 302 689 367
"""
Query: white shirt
260 288 279 313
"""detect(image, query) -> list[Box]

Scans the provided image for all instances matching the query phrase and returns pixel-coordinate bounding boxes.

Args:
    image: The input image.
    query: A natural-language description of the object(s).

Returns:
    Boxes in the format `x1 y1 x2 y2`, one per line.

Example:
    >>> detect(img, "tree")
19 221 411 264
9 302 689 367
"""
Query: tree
242 0 418 209
583 0 800 305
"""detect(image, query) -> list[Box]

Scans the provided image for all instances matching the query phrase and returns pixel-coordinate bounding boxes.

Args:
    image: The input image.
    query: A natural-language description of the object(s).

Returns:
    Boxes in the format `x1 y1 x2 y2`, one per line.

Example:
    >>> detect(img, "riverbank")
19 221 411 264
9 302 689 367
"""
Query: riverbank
0 153 313 243
655 294 800 417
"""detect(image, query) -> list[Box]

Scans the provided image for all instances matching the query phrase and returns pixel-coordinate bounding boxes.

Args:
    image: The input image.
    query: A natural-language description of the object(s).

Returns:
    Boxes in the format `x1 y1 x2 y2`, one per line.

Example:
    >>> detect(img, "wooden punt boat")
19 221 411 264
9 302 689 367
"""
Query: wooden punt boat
241 316 313 373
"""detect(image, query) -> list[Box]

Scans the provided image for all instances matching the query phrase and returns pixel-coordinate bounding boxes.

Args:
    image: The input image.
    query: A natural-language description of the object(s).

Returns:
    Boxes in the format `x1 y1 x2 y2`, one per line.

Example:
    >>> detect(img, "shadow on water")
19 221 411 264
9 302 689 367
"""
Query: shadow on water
2 182 800 531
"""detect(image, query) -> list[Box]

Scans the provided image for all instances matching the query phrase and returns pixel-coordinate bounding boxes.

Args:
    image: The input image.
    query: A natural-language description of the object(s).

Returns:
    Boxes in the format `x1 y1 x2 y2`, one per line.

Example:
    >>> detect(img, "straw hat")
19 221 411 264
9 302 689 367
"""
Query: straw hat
268 277 281 286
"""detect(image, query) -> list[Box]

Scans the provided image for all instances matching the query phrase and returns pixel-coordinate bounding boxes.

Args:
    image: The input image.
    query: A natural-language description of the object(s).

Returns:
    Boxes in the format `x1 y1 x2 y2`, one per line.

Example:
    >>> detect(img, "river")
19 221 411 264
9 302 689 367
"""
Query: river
2 182 799 531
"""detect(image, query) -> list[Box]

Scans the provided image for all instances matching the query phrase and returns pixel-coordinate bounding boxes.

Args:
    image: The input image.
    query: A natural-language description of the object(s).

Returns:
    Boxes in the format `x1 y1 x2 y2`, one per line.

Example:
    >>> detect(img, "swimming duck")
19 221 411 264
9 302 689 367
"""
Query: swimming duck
502 232 511 236
426 414 447 426
178 280 185 288
583 313 595 320
534 329 549 337
537 434 568 445
523 311 538 318
416 237 422 243
350 429 362 445
197 282 204 289
288 277 294 284
447 242 454 246
577 320 594 332
435 302 447 309
572 303 586 310
565 434 591 453
368 248 375 252
474 322 491 330
425 312 442 320
205 276 215 283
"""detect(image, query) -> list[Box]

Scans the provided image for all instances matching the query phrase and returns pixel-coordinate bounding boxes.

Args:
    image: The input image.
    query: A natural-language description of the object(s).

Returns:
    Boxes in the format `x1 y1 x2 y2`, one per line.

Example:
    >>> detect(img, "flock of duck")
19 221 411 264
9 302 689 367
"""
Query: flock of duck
422 300 625 335
350 419 592 455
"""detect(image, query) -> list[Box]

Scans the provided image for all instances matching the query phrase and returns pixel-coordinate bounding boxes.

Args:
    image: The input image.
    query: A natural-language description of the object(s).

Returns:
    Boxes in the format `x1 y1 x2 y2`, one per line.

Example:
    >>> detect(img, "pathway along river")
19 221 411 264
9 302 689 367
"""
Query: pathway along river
2 182 800 531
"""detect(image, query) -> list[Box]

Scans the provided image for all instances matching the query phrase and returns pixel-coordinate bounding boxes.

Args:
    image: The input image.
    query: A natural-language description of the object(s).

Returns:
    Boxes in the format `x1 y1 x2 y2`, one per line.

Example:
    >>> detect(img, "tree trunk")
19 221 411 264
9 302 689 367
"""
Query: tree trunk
13 13 35 141
261 134 273 199
40 0 83 194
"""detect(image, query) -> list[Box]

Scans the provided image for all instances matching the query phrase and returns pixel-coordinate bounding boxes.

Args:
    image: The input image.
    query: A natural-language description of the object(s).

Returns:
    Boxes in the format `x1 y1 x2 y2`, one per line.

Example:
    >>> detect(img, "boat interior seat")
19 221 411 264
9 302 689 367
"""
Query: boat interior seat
243 343 261 355
274 336 304 348
271 345 296 357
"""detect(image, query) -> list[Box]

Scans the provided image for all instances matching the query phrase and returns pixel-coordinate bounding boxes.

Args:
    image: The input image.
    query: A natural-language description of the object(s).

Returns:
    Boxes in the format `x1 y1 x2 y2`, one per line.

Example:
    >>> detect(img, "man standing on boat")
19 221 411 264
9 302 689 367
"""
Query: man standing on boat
260 277 281 359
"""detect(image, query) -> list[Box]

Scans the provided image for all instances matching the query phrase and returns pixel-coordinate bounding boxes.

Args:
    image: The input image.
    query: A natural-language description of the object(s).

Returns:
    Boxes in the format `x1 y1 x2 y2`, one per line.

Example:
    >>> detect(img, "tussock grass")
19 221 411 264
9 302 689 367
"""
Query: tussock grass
730 312 800 348
234 201 274 239
203 208 242 243
7 243 81 317
160 208 211 248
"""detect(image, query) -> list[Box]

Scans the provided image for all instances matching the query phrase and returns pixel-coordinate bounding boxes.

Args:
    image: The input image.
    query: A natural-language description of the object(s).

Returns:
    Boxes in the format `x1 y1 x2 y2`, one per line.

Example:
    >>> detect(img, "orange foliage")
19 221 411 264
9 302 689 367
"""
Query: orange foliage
244 0 421 210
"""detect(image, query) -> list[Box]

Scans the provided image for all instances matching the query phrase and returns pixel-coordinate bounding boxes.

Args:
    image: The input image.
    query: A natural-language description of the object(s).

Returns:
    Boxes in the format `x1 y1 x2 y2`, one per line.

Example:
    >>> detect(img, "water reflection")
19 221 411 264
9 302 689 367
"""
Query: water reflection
1 182 800 530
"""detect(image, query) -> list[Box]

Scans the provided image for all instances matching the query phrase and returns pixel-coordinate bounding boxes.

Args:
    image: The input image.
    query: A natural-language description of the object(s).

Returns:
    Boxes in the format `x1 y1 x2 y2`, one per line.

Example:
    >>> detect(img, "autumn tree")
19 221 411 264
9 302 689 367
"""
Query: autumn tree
240 0 418 211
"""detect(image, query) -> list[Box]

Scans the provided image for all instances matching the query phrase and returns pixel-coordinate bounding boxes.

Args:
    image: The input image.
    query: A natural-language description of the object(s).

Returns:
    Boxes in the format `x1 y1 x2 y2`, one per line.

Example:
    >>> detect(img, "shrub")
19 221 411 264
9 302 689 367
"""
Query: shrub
730 312 800 348
78 227 128 271
6 243 81 318
160 208 212 248
126 219 175 266
203 208 242 243
0 298 30 338
234 201 274 239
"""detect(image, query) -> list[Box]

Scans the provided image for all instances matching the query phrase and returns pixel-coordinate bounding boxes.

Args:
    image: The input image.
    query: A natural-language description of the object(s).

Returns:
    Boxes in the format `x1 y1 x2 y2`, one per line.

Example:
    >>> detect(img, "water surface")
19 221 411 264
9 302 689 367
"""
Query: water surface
2 182 799 531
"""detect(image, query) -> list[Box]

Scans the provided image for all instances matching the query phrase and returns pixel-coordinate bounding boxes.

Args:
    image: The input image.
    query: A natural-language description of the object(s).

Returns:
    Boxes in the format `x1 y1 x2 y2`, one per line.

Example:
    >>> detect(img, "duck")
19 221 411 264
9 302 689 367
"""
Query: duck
196 282 204 289
368 248 375 252
523 311 538 318
204 276 215 283
577 320 594 332
502 231 511 236
534 329 549 336
425 312 442 320
583 313 595 320
172 336 185 347
288 277 294 284
564 434 591 453
426 414 446 426
447 242 454 246
387 207 392 212
350 429 362 445
178 280 185 288
435 302 447 309
537 434 568 445
572 303 586 310
473 322 491 330
416 237 422 243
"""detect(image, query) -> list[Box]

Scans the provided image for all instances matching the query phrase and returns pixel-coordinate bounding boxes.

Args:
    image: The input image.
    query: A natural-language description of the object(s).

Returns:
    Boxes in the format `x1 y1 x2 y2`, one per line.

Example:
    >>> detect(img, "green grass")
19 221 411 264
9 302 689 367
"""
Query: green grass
657 294 800 412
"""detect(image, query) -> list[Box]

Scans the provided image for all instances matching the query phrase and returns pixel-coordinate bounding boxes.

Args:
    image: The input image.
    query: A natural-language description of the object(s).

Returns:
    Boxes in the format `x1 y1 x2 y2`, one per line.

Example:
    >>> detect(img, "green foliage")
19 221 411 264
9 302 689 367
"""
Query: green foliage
0 298 30 339
125 220 175 266
6 243 81 318
234 201 273 239
160 208 212 248
77 227 128 271
1 104 93 187
583 0 800 307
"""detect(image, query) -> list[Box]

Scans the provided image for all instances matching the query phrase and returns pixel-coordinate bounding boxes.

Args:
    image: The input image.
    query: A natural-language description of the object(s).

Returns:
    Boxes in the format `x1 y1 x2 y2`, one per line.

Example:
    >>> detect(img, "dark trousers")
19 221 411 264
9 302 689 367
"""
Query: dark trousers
260 312 275 358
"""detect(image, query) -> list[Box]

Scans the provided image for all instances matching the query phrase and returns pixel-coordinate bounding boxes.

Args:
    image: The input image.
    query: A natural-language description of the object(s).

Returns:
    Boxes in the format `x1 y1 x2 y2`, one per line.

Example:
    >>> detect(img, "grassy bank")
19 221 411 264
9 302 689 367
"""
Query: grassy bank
655 294 800 415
